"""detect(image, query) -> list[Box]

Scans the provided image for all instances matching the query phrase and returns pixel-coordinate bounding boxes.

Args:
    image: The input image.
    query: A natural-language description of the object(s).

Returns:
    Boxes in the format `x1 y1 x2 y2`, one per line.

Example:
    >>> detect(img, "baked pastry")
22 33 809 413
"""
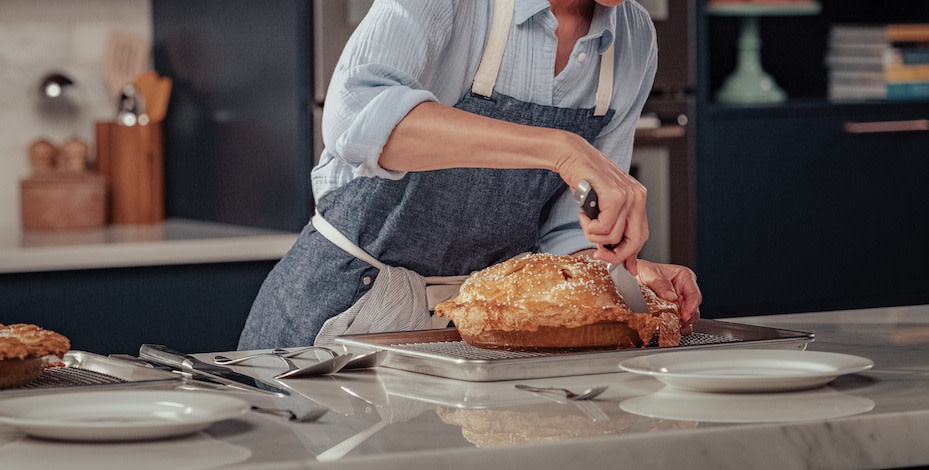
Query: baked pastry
434 253 681 351
0 323 70 388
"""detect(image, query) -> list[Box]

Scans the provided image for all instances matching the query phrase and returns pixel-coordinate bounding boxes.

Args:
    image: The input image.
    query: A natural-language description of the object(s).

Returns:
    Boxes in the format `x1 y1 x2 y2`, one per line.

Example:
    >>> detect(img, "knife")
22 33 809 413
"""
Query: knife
573 179 650 313
139 344 289 396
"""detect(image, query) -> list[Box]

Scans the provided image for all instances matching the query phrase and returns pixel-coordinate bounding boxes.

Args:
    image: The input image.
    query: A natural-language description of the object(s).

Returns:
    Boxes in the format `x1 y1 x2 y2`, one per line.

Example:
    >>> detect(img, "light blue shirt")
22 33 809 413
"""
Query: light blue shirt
312 0 657 256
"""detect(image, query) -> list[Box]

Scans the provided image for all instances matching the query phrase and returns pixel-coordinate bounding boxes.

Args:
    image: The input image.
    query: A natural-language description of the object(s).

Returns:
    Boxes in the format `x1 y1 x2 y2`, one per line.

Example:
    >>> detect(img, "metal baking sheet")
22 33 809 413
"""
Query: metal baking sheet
335 319 815 382
1 351 183 398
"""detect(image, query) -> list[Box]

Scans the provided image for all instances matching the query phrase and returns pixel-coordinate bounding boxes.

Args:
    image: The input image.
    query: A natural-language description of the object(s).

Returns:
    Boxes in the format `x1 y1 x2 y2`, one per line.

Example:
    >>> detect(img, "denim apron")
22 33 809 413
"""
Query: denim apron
238 0 616 350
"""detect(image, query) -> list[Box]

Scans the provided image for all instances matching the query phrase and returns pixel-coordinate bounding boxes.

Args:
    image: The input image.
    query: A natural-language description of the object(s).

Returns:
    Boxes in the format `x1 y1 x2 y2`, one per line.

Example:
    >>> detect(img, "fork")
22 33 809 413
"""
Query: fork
250 406 328 423
514 384 608 400
573 400 610 422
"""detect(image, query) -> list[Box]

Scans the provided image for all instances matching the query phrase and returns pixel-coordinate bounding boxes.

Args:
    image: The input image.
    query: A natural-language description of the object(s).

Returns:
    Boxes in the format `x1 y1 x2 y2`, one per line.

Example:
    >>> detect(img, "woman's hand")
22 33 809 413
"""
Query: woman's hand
635 260 702 335
552 132 648 275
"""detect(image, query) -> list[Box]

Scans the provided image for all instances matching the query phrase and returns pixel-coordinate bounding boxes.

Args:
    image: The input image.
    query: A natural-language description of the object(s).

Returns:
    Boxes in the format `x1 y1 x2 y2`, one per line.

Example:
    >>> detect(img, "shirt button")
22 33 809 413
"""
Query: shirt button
363 276 372 286
577 52 588 63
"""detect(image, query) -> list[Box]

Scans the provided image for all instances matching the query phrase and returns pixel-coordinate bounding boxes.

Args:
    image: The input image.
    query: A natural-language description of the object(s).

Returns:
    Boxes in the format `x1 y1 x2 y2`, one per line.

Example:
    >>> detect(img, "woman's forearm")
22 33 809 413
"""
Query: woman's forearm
380 101 578 178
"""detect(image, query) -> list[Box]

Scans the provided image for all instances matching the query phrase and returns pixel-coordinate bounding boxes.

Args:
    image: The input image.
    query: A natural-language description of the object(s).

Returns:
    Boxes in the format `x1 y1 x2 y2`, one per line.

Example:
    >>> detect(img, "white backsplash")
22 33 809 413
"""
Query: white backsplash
0 0 151 230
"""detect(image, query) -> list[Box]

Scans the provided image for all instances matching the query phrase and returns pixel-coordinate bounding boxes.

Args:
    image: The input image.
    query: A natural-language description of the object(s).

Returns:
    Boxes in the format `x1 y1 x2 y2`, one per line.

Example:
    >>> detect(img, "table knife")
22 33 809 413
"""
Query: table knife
139 344 289 396
109 353 238 390
573 179 649 313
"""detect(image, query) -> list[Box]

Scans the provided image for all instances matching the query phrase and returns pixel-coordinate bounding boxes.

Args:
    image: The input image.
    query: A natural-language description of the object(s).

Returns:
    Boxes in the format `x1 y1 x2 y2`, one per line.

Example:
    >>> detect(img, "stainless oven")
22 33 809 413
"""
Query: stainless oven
632 97 694 266
634 0 696 267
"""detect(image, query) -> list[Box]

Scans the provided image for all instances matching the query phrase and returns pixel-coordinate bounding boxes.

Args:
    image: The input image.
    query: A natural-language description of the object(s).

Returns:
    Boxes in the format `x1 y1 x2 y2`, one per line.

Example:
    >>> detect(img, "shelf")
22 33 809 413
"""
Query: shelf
0 218 298 273
706 2 823 104
706 2 822 17
635 124 687 142
705 97 929 119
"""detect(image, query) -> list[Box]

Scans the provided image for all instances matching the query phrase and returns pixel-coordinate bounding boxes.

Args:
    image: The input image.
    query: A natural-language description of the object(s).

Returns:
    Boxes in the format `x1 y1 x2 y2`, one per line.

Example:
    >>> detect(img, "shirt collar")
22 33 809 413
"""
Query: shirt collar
590 3 616 53
513 0 616 53
513 0 550 25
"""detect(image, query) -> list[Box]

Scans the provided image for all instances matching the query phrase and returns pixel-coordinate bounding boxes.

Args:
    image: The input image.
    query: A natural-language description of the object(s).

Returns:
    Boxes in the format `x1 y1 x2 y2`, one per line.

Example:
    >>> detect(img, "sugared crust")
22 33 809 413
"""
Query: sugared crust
0 323 71 360
435 254 625 334
434 254 681 348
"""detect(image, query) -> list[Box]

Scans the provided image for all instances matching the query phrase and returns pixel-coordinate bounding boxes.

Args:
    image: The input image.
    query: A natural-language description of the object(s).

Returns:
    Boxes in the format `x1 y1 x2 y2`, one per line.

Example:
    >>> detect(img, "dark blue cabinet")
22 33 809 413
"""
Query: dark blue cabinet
1 261 276 354
695 1 929 316
696 102 929 316
152 0 314 232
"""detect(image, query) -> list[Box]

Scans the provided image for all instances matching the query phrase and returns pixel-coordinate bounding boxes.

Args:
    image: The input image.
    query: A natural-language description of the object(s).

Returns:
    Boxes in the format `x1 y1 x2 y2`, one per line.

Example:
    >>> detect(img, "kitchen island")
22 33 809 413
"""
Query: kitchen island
2 304 928 469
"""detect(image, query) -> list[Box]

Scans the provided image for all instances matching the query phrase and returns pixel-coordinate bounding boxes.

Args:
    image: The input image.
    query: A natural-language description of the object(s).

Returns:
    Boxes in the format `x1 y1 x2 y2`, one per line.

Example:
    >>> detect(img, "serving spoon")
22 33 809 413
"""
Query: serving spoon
213 346 337 366
274 353 354 379
214 348 387 374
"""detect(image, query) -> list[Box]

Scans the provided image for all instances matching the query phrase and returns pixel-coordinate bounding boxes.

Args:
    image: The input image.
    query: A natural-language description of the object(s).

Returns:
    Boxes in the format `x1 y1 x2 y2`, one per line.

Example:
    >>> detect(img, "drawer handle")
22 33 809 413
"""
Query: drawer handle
844 119 929 134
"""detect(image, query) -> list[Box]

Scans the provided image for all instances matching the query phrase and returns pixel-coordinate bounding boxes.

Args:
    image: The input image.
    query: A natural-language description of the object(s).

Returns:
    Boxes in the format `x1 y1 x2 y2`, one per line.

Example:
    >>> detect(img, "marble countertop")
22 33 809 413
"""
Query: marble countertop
2 305 929 470
0 218 298 273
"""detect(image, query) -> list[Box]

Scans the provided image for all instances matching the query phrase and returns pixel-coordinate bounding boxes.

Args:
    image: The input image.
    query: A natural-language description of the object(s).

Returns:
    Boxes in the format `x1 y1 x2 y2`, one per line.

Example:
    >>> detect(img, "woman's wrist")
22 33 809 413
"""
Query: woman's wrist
547 131 595 189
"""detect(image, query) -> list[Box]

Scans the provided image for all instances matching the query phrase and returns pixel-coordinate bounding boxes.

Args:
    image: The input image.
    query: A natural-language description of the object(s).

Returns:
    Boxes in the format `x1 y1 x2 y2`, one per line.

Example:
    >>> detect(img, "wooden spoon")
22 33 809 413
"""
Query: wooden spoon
148 77 173 122
133 70 159 109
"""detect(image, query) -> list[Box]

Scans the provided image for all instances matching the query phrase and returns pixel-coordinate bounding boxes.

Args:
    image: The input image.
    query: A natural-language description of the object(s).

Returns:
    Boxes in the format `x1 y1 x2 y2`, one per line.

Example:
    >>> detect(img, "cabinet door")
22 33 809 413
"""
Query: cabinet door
0 262 276 355
697 105 929 315
153 0 313 232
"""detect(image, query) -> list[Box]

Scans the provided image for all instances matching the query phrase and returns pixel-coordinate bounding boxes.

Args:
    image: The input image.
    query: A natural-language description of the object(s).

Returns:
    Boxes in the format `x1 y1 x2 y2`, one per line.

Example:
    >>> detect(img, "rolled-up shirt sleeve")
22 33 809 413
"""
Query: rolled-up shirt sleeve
321 0 455 180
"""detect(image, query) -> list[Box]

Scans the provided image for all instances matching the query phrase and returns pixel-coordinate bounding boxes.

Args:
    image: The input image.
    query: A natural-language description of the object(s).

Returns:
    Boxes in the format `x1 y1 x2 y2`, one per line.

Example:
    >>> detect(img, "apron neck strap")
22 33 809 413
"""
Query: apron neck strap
471 0 514 98
594 42 615 117
470 0 615 117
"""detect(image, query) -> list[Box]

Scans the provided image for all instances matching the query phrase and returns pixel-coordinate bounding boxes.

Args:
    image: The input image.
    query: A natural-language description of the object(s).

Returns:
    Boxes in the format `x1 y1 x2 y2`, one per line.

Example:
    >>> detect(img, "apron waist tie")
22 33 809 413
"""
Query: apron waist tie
312 213 468 326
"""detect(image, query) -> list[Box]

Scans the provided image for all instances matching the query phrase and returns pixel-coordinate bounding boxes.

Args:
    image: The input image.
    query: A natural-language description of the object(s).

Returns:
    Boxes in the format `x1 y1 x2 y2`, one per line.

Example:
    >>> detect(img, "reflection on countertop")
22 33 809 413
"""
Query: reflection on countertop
620 386 875 424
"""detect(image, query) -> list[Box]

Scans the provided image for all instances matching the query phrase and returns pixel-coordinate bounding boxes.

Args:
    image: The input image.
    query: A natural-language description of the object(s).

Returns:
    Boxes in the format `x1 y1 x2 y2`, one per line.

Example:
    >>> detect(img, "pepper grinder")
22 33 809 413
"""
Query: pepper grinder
58 137 89 173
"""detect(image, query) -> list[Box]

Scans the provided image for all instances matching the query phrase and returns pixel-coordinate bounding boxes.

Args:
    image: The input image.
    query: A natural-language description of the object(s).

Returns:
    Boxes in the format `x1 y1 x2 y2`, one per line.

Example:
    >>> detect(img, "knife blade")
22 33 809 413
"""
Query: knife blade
573 179 650 313
139 344 289 396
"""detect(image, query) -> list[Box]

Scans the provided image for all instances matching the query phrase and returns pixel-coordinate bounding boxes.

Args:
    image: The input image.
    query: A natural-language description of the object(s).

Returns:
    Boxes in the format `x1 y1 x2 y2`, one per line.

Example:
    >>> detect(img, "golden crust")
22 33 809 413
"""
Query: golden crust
0 323 71 360
434 253 681 349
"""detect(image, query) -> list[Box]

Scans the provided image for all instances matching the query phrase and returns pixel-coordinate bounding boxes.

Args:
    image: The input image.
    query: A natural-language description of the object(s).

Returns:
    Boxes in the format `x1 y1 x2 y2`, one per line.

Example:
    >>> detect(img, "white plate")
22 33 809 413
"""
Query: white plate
0 390 249 441
618 349 874 393
620 386 875 423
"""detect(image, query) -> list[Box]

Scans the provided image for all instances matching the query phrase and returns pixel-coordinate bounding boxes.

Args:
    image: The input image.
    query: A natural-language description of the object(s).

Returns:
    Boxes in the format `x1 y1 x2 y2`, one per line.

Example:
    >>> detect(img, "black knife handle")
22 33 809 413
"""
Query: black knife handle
576 180 616 251
139 343 192 369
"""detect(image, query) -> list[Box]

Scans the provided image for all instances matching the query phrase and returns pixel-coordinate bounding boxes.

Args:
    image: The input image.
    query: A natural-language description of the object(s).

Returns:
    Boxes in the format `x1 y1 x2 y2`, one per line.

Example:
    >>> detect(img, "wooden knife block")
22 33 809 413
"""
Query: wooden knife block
95 121 164 224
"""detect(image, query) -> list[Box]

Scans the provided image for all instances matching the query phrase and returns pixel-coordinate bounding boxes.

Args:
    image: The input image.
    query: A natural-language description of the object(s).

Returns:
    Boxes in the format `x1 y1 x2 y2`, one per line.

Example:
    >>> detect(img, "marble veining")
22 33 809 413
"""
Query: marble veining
1 305 929 469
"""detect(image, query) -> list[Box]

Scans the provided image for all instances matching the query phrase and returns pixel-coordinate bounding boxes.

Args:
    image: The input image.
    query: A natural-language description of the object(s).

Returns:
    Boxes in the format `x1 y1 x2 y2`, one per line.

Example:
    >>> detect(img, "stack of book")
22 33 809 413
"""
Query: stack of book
826 23 929 101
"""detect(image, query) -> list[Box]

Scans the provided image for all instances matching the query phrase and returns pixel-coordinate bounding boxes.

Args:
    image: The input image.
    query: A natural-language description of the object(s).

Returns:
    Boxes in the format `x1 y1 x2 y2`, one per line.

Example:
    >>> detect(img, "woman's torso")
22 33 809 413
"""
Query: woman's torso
312 0 656 203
